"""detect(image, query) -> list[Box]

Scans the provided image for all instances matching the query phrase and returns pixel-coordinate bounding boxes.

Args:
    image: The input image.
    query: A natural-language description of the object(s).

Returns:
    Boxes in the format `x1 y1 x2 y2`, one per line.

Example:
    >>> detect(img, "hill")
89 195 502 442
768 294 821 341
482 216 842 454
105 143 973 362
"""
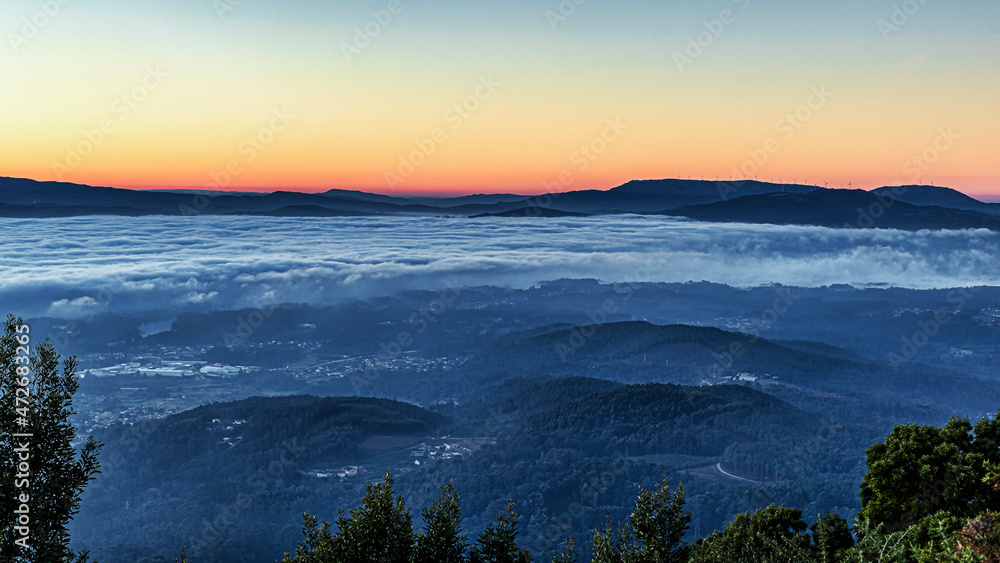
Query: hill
471 206 589 218
452 320 1000 412
5 175 998 230
74 396 444 561
872 185 1000 215
72 380 868 562
667 189 1000 231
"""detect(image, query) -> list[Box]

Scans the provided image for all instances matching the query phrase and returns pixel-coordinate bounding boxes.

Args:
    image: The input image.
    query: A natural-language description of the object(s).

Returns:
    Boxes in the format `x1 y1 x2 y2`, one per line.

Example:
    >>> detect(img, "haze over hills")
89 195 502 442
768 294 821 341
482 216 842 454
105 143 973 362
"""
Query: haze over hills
36 276 1000 561
871 185 1000 215
667 189 1000 230
2 176 997 231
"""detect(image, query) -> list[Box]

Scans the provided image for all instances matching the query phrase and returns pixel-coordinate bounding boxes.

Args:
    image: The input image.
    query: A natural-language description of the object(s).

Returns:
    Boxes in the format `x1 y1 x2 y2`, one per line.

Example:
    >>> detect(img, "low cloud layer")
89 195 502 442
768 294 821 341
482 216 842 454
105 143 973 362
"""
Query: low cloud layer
2 215 998 318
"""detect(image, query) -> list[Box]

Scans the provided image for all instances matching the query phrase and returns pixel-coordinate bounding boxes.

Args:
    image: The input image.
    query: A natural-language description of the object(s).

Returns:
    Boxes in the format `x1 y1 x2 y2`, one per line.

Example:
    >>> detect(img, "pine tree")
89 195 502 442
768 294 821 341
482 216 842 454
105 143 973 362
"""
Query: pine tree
468 500 532 563
629 478 690 562
591 478 690 563
413 481 466 563
334 471 414 562
282 471 413 563
550 538 578 563
1 315 102 562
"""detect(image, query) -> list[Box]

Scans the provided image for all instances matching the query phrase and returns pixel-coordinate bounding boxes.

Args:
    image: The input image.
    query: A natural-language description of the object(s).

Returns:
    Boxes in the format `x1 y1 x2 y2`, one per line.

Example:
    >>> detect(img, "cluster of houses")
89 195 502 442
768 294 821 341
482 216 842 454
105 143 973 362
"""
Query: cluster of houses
309 465 368 479
83 358 250 378
210 418 246 448
409 442 471 464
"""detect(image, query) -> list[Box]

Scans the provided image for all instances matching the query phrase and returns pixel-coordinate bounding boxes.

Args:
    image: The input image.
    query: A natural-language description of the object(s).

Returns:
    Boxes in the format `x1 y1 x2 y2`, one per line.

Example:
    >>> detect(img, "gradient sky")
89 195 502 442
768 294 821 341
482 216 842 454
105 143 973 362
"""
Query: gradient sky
2 0 998 196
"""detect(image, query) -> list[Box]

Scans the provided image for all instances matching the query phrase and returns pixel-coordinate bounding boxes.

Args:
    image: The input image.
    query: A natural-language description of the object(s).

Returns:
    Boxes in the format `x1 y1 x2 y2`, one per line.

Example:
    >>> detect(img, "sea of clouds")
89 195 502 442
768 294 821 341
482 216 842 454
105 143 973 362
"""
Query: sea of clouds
2 215 998 319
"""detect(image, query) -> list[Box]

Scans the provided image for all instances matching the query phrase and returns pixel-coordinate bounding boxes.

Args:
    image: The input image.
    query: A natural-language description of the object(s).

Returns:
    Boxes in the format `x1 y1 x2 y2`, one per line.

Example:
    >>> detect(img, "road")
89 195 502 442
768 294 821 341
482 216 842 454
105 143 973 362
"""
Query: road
716 462 761 483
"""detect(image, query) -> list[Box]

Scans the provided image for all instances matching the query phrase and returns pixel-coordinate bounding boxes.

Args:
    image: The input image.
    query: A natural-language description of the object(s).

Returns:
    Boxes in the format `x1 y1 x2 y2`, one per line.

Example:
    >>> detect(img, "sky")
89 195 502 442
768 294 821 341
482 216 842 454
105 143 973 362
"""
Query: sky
2 0 998 197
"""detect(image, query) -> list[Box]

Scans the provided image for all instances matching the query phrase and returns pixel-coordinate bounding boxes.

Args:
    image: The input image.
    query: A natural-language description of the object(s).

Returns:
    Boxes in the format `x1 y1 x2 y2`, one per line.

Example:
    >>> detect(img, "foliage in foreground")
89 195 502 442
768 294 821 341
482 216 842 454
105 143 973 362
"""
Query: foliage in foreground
277 412 1000 563
1 315 102 562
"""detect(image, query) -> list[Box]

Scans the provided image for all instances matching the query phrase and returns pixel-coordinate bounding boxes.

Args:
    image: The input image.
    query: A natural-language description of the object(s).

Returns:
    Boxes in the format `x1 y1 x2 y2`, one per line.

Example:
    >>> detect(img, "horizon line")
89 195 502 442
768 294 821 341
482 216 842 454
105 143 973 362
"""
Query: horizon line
6 174 1000 203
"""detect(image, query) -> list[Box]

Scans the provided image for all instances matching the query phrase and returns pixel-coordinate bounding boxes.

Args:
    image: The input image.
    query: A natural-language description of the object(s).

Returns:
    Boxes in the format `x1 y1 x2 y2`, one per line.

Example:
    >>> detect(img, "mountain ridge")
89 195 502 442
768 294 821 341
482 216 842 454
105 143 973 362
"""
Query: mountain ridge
2 176 996 231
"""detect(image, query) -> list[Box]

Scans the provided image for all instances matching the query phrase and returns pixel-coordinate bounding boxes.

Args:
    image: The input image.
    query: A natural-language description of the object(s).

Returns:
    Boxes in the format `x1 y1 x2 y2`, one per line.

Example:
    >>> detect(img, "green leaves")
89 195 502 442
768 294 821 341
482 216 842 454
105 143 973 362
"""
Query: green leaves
860 413 1000 533
629 479 691 563
283 475 532 563
468 500 531 563
690 504 815 563
810 513 853 563
590 478 690 563
414 482 466 563
333 471 414 563
0 314 103 562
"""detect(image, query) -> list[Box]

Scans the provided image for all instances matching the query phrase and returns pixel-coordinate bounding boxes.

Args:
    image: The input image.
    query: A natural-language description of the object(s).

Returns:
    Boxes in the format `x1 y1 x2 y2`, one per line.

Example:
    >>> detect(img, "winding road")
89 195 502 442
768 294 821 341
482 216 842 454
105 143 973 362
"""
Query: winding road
716 462 762 483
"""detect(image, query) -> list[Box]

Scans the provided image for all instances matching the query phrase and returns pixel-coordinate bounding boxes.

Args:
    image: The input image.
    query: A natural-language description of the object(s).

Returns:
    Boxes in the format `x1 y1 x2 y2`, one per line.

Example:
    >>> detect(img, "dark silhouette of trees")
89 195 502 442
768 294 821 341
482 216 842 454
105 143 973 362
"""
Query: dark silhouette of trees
1 315 102 562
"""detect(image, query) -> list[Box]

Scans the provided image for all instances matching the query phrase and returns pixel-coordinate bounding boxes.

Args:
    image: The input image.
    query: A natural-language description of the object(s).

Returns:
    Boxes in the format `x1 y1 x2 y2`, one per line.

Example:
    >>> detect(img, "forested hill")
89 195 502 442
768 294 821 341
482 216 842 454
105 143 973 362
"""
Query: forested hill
454 321 1000 412
462 321 857 383
73 380 878 562
97 395 443 478
525 383 817 456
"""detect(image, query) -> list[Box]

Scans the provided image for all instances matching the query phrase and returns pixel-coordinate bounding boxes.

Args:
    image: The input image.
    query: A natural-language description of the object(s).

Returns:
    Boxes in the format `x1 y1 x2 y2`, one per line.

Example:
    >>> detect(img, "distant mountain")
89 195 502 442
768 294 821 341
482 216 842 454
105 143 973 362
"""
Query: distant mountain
0 177 440 216
236 205 377 217
0 177 820 217
471 206 589 218
667 189 1000 231
529 179 820 214
872 185 1000 216
3 176 998 230
405 193 533 207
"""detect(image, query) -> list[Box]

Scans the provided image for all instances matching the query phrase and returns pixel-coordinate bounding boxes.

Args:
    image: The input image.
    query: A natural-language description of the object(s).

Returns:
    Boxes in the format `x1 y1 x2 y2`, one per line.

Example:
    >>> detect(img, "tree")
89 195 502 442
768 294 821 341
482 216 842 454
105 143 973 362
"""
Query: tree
333 471 414 562
468 500 532 563
591 521 639 563
629 478 690 562
281 513 336 563
550 538 578 563
1 315 102 562
690 504 814 563
282 471 413 562
591 478 690 563
859 415 1000 532
414 481 466 563
810 513 853 563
